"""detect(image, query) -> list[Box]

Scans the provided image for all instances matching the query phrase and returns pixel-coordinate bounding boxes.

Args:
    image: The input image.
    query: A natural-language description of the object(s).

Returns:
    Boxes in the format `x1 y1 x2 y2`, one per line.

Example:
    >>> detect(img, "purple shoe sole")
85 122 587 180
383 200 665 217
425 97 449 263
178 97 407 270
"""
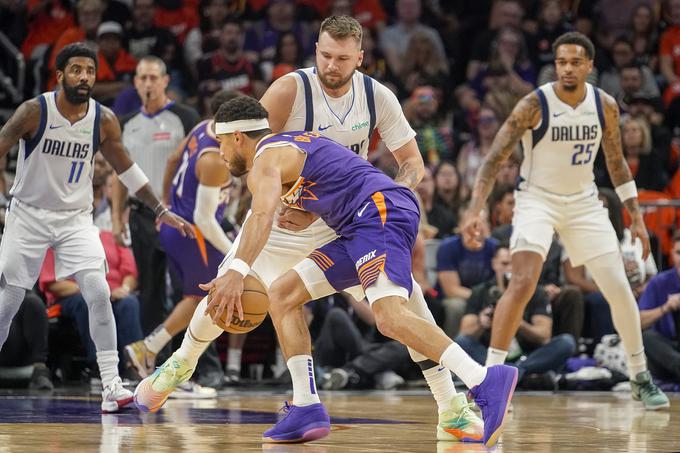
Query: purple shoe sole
262 421 331 443
484 368 518 447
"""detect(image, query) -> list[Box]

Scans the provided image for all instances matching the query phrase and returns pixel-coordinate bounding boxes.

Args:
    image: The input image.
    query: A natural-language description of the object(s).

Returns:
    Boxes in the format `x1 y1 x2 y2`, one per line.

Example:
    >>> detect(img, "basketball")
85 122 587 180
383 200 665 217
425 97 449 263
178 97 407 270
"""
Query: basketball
207 275 269 334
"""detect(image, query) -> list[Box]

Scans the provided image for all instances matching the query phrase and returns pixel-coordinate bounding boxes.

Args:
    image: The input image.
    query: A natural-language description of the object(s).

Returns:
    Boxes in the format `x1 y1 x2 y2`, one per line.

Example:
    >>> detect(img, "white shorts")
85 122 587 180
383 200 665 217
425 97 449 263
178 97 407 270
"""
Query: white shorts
0 199 106 289
217 211 365 300
510 185 619 267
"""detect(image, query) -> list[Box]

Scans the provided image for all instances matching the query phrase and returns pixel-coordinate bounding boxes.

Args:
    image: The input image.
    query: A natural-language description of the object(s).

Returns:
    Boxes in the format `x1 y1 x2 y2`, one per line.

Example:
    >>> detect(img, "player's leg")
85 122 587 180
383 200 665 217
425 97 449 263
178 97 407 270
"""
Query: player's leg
561 196 668 409
0 200 50 350
486 189 556 366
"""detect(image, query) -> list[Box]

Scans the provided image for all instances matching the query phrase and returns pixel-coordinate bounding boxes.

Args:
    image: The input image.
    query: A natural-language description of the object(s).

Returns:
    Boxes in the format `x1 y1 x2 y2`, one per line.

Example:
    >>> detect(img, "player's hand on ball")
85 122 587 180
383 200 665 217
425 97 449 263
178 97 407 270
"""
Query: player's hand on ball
159 211 196 239
277 207 317 231
630 216 651 261
201 271 245 326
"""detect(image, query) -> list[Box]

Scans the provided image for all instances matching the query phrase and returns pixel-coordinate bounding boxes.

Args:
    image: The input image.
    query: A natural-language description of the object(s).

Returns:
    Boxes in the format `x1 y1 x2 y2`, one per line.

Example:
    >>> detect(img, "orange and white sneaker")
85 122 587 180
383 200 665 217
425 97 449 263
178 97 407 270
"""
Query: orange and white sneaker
101 377 134 413
134 354 194 413
437 393 484 442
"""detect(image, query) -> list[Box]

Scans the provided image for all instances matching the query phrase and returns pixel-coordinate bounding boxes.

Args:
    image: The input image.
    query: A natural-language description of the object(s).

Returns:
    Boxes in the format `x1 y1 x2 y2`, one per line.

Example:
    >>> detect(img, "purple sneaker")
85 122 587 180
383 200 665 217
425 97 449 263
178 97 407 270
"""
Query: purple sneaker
468 364 518 447
262 401 331 443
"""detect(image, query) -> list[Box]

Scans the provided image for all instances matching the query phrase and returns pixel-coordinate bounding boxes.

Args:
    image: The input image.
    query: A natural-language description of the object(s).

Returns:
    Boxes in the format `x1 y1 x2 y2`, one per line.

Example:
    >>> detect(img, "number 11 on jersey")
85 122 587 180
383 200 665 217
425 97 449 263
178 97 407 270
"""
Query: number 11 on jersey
68 161 85 184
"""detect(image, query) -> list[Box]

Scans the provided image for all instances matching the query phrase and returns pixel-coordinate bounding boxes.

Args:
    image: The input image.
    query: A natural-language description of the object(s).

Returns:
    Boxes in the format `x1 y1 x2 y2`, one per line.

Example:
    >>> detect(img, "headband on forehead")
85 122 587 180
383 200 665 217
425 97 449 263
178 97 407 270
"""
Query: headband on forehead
214 118 270 135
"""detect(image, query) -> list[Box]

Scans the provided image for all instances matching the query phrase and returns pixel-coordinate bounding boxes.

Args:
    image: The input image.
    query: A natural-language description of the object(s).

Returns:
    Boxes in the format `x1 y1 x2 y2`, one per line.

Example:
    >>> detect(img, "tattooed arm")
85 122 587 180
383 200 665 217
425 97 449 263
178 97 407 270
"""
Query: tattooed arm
600 92 651 259
0 99 40 159
392 138 425 189
463 92 540 244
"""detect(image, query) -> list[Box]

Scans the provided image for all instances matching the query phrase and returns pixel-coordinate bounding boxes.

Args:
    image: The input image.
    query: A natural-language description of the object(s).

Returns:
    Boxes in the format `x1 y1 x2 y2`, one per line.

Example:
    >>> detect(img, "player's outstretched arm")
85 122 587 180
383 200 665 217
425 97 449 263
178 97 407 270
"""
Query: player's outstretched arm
98 106 195 240
393 138 425 190
0 99 40 159
202 147 293 325
600 92 651 259
259 75 297 133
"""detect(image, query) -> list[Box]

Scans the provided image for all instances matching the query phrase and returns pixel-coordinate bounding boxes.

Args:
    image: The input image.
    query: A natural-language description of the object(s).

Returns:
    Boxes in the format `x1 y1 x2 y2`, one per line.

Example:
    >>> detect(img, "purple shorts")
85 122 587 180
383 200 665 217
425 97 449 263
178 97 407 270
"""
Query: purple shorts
308 188 419 295
159 223 224 297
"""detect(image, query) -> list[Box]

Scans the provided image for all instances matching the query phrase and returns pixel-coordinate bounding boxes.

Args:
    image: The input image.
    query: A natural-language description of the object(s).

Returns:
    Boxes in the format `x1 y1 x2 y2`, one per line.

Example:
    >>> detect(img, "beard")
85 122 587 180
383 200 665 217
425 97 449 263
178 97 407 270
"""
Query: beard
561 79 578 92
317 68 354 90
228 154 248 177
63 81 92 104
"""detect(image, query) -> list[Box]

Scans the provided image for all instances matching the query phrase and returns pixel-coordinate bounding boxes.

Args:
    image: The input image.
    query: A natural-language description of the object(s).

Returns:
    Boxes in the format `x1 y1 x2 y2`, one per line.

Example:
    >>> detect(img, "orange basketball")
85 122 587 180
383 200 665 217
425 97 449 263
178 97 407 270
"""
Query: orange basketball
207 275 269 334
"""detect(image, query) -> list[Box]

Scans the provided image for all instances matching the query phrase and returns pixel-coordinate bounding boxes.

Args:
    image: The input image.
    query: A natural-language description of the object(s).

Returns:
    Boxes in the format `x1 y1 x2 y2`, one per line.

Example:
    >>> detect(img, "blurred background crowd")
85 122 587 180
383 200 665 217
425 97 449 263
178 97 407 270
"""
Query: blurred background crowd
1 0 680 396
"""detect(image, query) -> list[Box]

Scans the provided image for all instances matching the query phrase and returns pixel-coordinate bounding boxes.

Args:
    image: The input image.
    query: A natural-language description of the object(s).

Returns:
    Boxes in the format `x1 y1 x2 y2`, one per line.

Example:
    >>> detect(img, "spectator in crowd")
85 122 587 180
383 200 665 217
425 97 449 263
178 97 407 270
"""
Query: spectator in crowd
48 0 104 90
415 167 457 240
594 0 657 51
639 231 680 384
20 0 73 61
530 0 572 70
39 233 143 375
600 37 659 101
625 3 659 70
113 56 200 335
455 246 576 386
185 0 234 64
437 212 498 337
126 0 180 60
93 22 137 105
397 30 449 96
433 160 465 224
359 26 398 90
268 31 306 83
405 86 455 165
379 0 446 76
153 0 199 45
0 292 53 390
621 115 669 192
660 0 680 84
197 19 266 112
324 0 387 31
488 183 514 230
457 106 501 192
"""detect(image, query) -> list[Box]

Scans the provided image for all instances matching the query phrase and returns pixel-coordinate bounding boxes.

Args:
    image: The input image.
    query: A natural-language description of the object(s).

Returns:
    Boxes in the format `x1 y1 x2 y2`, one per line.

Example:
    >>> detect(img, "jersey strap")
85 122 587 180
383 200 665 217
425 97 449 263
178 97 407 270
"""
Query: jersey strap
363 73 376 139
593 87 605 131
295 70 314 131
531 88 549 146
92 100 101 158
25 94 48 160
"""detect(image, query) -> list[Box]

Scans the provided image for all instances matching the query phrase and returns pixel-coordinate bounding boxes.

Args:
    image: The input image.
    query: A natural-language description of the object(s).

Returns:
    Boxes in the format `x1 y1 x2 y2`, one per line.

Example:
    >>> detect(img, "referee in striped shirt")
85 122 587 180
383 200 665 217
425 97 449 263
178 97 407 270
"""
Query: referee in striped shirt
112 56 199 335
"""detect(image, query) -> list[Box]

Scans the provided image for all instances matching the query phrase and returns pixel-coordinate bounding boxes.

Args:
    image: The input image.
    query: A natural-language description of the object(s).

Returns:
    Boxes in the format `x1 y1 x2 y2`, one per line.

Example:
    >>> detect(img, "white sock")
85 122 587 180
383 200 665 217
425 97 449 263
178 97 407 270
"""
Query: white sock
440 342 487 388
227 348 243 372
628 350 648 378
97 350 119 387
288 355 321 406
422 365 457 414
485 347 508 366
175 298 223 368
144 325 172 354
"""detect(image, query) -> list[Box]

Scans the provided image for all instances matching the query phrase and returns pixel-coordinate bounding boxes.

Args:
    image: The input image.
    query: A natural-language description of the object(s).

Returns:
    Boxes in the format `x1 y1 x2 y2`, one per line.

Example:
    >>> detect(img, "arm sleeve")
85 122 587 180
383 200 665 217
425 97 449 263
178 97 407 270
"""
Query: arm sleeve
193 184 233 254
373 82 416 151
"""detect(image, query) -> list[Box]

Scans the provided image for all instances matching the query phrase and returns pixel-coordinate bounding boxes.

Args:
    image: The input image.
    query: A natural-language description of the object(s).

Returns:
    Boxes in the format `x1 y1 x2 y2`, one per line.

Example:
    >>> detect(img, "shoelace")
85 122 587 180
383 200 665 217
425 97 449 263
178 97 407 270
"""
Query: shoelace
642 381 663 397
280 401 292 414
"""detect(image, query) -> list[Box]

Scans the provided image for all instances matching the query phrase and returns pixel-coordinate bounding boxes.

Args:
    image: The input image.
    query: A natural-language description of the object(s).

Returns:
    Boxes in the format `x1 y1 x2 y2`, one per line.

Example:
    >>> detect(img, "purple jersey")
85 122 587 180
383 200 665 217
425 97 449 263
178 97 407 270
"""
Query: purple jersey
257 131 416 234
169 120 229 223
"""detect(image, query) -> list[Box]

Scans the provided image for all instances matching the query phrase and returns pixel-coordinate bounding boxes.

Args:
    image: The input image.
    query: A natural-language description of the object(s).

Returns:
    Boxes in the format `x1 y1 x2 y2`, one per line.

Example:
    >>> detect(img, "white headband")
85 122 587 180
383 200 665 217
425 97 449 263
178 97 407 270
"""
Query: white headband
214 118 270 135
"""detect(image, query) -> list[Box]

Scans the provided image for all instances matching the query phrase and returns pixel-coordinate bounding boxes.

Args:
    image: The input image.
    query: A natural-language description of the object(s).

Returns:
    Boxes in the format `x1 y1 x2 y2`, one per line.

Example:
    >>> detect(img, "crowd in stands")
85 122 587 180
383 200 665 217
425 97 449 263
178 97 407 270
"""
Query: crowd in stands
1 0 680 393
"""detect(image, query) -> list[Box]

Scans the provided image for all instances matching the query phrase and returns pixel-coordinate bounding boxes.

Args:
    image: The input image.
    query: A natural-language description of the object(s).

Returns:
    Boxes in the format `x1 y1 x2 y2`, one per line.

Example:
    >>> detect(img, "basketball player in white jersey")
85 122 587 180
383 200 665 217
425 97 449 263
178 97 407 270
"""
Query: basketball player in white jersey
135 16 484 442
463 32 669 410
0 43 193 412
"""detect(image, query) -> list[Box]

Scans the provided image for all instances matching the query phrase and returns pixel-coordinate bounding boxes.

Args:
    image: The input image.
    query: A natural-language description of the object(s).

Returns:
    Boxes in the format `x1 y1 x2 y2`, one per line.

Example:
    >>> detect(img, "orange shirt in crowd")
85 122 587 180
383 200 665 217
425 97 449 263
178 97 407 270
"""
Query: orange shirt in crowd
21 0 74 59
660 25 680 77
97 49 138 82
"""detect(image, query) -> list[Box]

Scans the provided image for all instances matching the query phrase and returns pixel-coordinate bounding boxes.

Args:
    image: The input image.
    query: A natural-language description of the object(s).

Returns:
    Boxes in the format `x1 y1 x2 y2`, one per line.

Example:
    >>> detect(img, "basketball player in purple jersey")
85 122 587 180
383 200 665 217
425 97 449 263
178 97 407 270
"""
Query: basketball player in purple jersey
135 97 518 447
124 91 238 387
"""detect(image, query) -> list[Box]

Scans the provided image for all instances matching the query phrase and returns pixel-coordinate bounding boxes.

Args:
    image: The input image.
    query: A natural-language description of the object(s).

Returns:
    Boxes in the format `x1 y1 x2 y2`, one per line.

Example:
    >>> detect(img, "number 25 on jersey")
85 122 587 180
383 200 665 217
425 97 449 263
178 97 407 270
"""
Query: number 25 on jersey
571 143 594 166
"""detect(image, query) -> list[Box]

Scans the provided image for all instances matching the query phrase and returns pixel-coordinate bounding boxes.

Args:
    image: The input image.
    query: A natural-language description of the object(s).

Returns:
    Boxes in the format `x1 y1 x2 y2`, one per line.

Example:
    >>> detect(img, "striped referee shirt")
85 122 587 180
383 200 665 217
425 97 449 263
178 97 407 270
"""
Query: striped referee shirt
120 102 199 196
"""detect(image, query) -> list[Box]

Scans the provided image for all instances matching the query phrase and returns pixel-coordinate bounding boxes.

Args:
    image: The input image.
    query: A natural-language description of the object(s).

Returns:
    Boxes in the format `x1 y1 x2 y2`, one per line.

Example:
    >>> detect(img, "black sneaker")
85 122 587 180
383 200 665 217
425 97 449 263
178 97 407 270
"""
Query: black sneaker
29 364 54 391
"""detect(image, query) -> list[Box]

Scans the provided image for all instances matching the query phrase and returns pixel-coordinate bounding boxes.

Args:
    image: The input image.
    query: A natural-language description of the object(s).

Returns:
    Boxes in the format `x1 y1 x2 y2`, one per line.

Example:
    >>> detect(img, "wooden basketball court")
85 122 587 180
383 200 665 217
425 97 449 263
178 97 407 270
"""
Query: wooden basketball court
0 389 678 452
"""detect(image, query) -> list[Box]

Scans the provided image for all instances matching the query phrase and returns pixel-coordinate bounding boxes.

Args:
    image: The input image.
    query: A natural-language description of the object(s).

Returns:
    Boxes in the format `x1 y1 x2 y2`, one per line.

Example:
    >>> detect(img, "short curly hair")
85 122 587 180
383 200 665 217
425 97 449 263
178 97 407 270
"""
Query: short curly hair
214 96 271 138
56 43 98 72
553 31 595 60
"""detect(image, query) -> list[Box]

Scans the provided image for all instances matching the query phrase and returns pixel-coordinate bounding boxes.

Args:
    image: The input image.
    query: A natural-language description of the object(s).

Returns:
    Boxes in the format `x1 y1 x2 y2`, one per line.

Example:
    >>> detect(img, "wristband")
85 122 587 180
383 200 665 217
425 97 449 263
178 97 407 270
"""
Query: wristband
615 181 638 202
228 258 250 277
118 163 150 194
153 202 169 219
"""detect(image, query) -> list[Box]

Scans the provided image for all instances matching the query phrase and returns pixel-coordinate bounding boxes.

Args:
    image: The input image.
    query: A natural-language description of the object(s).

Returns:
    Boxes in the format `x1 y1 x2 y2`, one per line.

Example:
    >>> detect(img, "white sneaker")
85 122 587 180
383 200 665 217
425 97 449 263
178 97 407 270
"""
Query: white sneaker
102 376 134 413
375 370 405 390
168 381 217 399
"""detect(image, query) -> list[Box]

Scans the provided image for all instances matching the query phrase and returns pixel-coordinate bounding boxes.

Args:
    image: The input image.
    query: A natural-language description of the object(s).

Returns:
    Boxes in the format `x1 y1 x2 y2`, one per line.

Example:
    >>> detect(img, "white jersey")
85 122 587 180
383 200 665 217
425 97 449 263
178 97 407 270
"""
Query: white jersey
519 82 604 195
11 92 100 210
283 67 415 158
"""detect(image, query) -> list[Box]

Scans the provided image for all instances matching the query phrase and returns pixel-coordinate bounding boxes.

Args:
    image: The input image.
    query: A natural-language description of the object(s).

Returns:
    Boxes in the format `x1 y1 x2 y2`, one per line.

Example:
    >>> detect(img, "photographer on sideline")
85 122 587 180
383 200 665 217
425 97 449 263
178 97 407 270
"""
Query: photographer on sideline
455 246 576 384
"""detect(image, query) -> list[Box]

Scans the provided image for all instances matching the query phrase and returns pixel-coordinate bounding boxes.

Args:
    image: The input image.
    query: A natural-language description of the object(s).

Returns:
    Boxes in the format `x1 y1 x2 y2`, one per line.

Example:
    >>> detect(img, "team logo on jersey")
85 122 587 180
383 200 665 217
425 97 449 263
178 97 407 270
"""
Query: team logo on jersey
281 177 318 209
355 249 377 269
319 124 332 131
351 120 370 132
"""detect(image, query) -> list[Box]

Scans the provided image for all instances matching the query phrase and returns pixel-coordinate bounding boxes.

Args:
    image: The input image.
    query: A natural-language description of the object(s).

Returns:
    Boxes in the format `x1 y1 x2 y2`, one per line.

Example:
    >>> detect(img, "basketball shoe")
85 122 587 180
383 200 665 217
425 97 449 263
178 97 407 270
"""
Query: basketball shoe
125 340 156 378
630 370 670 410
134 354 194 413
101 376 134 413
262 401 331 443
467 365 518 447
437 393 484 442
